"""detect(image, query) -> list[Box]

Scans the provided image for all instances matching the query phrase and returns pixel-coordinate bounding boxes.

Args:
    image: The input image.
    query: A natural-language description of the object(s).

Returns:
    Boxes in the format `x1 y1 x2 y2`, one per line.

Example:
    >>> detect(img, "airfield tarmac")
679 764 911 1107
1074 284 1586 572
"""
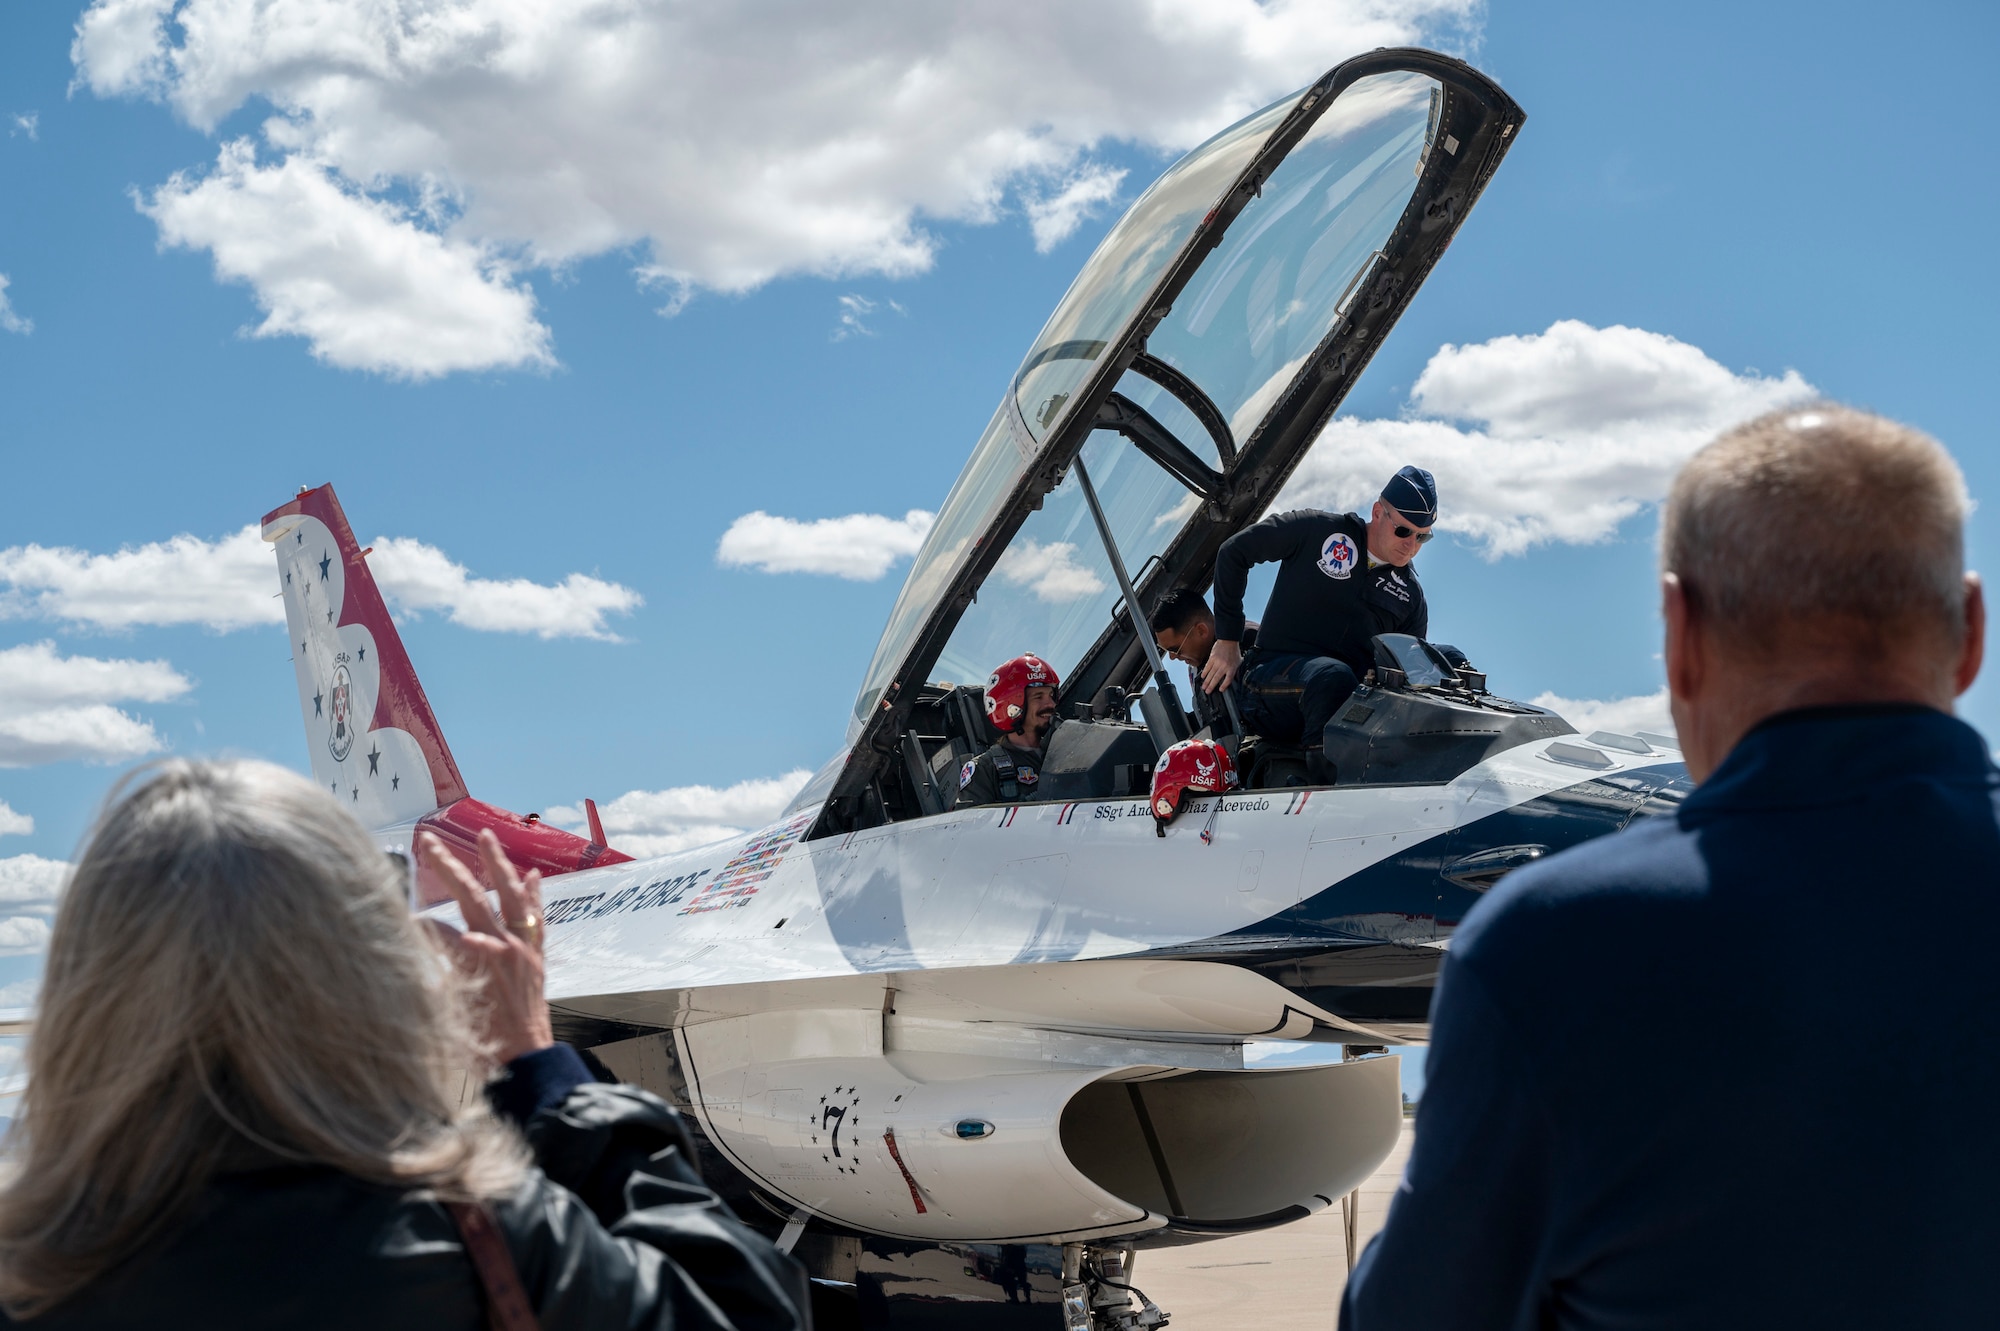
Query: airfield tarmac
1136 1119 1413 1329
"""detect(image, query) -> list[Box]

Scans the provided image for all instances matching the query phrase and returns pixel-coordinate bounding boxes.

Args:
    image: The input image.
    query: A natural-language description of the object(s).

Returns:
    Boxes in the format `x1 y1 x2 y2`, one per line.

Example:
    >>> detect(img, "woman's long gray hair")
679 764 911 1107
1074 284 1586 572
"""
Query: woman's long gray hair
0 760 525 1315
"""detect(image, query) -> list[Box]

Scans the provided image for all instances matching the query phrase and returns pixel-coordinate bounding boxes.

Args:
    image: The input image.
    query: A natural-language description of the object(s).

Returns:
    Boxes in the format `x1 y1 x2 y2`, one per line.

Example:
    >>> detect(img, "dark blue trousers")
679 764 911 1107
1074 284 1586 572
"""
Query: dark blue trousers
1239 651 1360 749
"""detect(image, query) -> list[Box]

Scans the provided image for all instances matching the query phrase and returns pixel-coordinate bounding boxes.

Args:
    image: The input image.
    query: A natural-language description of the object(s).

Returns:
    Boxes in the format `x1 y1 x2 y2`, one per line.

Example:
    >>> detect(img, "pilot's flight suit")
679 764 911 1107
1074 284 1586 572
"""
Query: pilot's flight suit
1213 509 1428 751
954 740 1048 807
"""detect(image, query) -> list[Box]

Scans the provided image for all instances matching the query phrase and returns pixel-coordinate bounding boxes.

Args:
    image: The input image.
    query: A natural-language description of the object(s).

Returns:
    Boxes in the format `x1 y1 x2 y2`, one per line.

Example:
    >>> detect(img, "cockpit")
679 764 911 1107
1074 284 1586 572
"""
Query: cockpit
803 51 1533 837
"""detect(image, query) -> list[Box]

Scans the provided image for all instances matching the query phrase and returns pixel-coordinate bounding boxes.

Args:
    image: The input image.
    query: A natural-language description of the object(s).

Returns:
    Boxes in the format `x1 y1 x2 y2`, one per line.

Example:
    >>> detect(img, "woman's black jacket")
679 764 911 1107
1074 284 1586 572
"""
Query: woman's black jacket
16 1046 810 1330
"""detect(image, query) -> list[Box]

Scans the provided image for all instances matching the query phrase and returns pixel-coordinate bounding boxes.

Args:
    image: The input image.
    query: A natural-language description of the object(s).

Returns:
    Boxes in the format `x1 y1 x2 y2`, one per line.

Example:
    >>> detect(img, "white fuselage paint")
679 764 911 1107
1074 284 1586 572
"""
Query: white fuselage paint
516 735 1651 1014
425 734 1672 1243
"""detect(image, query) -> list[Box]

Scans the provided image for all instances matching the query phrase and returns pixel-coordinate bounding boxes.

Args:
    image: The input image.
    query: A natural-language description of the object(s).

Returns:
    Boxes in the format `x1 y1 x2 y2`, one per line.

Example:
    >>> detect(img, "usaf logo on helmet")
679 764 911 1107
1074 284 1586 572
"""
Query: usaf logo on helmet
1318 532 1358 580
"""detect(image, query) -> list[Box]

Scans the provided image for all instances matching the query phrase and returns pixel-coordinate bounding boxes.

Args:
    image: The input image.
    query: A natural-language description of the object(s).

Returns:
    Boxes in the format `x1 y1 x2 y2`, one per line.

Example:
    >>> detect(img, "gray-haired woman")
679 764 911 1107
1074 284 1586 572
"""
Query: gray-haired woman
0 760 808 1329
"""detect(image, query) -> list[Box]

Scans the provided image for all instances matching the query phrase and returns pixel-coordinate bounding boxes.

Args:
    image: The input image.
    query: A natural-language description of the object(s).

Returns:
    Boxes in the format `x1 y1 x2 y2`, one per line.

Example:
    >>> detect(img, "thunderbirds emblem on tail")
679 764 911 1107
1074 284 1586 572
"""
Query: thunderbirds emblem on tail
328 659 355 762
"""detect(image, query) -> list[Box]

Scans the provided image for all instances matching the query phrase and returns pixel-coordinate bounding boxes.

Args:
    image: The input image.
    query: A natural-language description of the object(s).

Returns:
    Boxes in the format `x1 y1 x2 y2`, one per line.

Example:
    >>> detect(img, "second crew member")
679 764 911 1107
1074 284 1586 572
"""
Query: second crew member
1149 587 1254 735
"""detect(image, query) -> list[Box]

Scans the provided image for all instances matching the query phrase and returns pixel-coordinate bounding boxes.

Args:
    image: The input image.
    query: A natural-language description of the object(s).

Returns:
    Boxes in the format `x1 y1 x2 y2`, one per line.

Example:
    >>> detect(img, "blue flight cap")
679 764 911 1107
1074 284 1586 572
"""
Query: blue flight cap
1380 465 1438 527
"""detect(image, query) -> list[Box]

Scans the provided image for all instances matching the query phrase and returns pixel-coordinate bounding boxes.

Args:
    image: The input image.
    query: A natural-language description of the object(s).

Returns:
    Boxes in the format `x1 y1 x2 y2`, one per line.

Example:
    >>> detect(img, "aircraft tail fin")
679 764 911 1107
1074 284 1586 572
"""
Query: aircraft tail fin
262 484 469 828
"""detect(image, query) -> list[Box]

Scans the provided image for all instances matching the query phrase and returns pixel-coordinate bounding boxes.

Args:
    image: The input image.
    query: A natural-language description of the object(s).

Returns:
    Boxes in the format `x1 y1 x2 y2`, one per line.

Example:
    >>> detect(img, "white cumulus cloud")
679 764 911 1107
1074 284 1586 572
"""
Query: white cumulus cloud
0 523 639 639
367 537 641 641
1024 165 1128 253
0 523 277 630
0 275 31 335
139 141 552 378
0 642 191 767
718 509 935 581
995 539 1105 603
75 0 1475 376
548 769 813 859
8 113 37 140
0 918 50 956
0 855 68 981
0 855 68 905
1530 688 1675 740
1279 321 1816 557
0 803 30 839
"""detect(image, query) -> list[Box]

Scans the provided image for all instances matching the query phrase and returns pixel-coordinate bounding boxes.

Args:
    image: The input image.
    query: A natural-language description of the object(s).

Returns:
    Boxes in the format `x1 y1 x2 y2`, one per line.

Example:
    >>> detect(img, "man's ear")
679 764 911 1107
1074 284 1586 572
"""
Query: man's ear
1663 574 1701 703
1955 572 1986 696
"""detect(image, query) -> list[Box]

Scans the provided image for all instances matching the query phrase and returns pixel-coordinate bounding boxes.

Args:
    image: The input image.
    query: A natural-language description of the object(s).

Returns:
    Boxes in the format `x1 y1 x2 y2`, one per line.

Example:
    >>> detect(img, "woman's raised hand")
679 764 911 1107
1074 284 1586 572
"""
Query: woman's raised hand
418 830 553 1065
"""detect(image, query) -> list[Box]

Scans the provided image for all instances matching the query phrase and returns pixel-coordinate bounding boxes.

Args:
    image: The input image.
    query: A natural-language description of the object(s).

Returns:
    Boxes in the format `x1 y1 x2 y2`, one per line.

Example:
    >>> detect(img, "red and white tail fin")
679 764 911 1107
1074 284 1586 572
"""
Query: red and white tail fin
262 484 469 831
261 483 633 898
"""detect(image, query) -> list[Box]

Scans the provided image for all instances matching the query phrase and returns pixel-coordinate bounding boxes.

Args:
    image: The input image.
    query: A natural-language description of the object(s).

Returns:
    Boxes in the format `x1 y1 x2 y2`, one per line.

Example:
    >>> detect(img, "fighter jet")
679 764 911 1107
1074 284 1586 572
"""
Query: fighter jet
264 48 1689 1329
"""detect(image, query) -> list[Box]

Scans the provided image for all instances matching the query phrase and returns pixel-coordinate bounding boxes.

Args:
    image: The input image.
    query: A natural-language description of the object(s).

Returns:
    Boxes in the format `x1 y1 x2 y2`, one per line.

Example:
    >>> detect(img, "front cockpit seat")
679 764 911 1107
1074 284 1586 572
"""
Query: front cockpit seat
923 685 998 798
1242 735 1311 789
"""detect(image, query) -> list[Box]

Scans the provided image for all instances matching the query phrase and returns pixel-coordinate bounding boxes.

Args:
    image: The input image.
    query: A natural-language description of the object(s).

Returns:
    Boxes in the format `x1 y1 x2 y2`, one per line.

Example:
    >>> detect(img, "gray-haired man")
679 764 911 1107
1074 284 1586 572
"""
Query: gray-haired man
1343 406 1997 1330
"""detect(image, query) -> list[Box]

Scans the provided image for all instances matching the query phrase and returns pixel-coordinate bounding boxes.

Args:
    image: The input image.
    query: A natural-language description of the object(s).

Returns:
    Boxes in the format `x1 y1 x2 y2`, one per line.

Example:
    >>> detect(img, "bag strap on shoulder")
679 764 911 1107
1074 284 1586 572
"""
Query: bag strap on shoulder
447 1199 538 1331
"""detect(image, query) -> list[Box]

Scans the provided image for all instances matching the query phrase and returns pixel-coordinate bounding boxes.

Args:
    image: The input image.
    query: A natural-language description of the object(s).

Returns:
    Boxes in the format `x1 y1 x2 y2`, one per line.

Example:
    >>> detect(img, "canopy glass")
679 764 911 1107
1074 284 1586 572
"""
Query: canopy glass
1149 70 1438 443
849 69 1441 732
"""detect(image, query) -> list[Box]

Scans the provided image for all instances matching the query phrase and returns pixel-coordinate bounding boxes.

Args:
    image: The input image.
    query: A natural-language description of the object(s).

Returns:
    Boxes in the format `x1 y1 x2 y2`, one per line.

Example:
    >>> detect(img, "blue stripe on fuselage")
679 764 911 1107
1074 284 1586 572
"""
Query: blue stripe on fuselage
1137 763 1693 1026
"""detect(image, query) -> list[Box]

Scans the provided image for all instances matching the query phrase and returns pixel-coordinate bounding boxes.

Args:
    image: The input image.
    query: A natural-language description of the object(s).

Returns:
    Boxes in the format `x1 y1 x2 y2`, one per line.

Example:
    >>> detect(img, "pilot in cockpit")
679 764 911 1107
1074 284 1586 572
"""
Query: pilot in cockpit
955 653 1060 807
1202 465 1438 783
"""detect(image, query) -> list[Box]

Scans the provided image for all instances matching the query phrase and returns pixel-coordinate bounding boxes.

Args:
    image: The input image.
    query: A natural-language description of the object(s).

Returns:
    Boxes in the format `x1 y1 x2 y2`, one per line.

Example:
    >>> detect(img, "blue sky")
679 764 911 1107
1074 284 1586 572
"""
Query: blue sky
1 0 1996 1063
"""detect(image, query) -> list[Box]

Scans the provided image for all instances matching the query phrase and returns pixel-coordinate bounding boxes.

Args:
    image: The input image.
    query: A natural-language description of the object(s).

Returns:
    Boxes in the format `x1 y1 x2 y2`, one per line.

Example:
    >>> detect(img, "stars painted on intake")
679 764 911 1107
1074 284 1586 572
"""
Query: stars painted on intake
815 1086 863 1175
296 531 304 544
357 646 365 661
285 570 291 585
391 774 400 791
367 745 380 776
312 690 323 717
325 608 333 623
351 787 358 802
318 550 331 581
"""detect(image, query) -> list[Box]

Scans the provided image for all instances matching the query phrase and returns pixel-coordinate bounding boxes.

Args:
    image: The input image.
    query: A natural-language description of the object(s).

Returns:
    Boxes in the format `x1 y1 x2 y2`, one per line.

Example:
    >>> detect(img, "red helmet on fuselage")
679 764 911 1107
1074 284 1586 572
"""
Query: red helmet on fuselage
984 653 1060 733
1150 738 1237 836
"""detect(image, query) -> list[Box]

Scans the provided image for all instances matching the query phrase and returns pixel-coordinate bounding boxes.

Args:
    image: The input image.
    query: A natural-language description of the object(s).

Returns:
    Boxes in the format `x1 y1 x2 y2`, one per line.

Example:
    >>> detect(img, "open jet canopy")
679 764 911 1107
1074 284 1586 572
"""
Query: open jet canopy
817 48 1524 833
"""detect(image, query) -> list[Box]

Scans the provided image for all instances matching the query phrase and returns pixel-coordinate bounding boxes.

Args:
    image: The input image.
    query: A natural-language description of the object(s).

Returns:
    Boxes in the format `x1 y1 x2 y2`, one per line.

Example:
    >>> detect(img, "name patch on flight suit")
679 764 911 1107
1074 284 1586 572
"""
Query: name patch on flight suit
1361 560 1425 641
1317 532 1359 580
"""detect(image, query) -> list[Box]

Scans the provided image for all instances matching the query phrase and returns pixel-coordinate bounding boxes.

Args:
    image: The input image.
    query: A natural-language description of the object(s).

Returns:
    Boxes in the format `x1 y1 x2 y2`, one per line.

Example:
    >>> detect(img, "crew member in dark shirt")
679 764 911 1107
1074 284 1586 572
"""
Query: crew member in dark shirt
1148 588 1254 735
955 653 1060 806
1343 406 1998 1331
1205 465 1437 779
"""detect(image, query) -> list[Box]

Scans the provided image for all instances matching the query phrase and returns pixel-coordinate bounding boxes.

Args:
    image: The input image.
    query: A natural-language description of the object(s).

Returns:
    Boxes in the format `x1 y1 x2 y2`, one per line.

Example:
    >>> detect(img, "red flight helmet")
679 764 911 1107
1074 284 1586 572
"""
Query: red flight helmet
984 653 1060 733
1150 738 1237 837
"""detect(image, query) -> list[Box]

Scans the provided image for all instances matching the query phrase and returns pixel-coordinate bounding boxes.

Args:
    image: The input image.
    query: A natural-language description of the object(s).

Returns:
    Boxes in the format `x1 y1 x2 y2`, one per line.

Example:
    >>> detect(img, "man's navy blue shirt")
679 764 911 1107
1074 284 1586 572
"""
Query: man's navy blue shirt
1343 705 2000 1330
